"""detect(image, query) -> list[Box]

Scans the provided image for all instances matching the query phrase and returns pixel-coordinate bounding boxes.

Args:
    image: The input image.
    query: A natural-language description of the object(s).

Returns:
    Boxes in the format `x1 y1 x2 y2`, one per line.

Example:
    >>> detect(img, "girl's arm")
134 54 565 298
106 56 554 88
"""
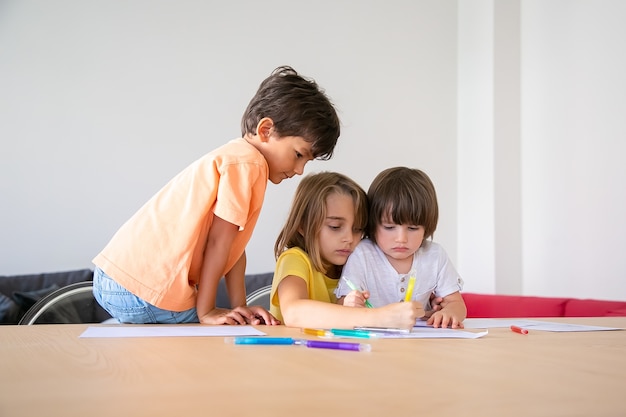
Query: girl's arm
426 291 467 329
277 275 424 330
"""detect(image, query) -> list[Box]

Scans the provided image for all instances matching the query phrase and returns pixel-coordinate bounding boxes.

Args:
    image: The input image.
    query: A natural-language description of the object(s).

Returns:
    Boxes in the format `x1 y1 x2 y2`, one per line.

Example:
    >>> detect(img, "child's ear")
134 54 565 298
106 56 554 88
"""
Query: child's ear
256 117 274 142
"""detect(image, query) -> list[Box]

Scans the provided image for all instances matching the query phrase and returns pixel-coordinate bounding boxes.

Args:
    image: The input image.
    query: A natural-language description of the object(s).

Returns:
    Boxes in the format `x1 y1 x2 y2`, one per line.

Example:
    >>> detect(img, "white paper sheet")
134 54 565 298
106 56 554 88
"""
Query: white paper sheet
356 323 488 339
463 318 623 332
384 328 489 339
79 325 266 338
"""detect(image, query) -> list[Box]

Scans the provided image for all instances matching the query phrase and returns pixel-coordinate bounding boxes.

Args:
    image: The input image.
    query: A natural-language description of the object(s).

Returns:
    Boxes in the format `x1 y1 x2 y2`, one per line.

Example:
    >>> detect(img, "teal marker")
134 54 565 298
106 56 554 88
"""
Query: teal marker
329 329 380 339
226 337 295 345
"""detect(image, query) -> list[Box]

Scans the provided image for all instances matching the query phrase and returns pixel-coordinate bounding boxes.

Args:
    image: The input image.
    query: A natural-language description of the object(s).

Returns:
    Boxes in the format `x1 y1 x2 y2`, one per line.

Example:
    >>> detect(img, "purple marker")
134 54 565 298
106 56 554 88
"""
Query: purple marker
295 339 371 352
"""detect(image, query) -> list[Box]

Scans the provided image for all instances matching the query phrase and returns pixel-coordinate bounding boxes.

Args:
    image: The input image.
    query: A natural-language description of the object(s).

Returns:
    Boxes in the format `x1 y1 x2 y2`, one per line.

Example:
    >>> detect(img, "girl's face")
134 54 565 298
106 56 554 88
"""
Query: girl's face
374 218 425 272
318 192 363 268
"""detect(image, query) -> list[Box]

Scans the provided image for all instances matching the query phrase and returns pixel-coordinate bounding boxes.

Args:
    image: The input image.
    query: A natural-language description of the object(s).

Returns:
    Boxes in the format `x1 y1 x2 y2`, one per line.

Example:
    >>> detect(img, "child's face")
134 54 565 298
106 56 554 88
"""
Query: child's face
264 135 314 184
318 192 363 267
374 219 425 267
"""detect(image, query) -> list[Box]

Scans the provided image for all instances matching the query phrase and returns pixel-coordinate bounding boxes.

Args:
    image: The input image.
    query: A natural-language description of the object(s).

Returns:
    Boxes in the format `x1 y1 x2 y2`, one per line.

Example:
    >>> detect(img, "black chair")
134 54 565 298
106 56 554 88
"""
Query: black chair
245 284 272 310
18 281 112 325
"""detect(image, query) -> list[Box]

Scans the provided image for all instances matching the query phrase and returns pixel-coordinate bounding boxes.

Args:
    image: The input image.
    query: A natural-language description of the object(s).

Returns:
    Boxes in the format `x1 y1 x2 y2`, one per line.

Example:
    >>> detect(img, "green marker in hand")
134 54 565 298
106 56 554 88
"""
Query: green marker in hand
343 277 374 308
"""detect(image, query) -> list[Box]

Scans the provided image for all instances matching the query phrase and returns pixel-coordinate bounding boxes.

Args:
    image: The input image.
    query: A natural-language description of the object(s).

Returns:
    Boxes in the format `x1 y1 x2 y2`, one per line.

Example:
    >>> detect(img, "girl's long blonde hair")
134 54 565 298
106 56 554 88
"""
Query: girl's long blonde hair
274 172 368 274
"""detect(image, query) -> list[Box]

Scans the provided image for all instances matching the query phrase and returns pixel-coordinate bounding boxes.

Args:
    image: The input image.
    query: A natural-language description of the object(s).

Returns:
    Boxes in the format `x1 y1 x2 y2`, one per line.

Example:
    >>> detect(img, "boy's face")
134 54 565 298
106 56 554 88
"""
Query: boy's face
319 193 362 267
375 219 425 270
264 136 314 184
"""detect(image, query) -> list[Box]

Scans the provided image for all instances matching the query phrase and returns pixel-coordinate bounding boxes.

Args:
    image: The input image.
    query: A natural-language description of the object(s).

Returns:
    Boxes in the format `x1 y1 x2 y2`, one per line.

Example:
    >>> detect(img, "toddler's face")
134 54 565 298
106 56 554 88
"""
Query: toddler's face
374 219 425 267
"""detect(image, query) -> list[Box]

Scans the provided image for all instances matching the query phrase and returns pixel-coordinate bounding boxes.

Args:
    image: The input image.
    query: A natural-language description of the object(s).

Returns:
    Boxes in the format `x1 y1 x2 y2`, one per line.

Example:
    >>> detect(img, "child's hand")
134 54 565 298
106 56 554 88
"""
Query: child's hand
342 290 370 308
423 293 445 318
245 305 281 326
198 306 280 326
426 292 466 328
427 310 464 329
380 301 425 330
198 308 240 325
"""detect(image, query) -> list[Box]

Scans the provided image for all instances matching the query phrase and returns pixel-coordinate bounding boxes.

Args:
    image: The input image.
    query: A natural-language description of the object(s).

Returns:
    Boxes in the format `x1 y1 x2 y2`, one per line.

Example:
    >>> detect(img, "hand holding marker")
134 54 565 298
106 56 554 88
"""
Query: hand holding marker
342 277 374 308
404 270 417 302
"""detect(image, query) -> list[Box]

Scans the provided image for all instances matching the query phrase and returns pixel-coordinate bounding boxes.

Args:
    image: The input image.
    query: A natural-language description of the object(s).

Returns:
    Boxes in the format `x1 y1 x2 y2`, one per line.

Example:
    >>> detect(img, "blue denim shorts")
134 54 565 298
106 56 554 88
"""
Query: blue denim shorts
93 267 199 324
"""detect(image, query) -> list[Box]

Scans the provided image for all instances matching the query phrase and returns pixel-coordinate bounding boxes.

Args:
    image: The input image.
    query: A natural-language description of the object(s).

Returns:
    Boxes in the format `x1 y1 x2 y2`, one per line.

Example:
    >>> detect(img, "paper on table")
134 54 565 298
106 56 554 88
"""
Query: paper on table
79 325 266 338
384 327 488 339
463 318 623 332
356 320 487 338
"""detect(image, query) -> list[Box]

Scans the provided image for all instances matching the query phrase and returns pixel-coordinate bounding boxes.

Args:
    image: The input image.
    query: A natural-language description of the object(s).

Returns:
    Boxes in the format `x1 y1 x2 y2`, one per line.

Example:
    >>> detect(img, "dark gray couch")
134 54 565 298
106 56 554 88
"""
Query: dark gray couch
0 269 95 324
0 269 273 324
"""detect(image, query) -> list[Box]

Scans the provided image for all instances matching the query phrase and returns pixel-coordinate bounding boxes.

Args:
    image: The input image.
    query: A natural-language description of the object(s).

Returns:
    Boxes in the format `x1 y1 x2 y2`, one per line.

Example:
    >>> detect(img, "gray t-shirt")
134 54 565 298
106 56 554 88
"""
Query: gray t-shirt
335 239 463 309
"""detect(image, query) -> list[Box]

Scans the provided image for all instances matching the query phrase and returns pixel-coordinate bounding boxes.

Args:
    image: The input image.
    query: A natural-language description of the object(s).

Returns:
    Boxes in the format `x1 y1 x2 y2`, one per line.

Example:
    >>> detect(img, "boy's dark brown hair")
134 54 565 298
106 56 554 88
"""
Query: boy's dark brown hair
241 66 340 161
274 172 368 274
367 167 439 243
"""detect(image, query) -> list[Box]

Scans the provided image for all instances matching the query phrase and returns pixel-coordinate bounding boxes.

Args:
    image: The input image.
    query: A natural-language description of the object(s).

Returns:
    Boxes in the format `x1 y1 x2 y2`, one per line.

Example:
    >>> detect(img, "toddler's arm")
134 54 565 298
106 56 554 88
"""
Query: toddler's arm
426 291 466 329
423 293 445 318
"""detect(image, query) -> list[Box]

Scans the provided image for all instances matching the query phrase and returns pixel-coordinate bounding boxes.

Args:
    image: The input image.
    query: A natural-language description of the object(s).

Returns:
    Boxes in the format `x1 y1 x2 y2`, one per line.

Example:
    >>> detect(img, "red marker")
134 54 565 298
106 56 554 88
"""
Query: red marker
510 325 529 335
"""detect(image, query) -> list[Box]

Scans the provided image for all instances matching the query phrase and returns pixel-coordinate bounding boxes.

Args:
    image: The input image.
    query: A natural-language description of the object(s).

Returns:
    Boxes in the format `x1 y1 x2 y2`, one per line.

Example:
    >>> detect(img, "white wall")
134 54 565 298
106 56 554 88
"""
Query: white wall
456 0 626 300
457 0 496 294
521 0 626 299
0 0 458 276
1 0 625 301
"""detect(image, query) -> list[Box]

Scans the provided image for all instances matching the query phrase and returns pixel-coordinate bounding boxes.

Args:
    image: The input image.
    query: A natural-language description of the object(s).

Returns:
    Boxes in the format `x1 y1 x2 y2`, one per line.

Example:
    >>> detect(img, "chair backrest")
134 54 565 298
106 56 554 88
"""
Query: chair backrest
18 281 112 325
245 285 272 310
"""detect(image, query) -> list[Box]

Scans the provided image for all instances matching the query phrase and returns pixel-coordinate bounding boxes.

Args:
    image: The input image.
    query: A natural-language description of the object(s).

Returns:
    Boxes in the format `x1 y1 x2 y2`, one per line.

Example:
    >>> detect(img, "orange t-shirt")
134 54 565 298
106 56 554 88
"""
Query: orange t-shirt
93 138 268 311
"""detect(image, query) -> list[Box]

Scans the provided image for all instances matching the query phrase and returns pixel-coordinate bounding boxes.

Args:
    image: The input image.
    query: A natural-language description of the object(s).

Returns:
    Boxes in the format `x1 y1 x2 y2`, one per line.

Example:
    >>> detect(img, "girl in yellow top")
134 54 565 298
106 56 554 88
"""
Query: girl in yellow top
270 172 425 330
92 66 340 325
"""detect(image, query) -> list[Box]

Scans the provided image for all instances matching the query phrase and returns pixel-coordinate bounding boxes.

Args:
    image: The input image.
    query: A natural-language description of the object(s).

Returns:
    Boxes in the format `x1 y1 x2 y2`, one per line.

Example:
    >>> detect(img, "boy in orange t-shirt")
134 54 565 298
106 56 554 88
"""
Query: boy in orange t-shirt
92 66 340 325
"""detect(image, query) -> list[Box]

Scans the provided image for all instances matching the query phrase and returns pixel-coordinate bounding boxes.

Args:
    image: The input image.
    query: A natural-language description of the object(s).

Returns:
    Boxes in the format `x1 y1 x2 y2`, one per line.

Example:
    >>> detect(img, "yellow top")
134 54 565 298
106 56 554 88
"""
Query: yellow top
270 247 339 322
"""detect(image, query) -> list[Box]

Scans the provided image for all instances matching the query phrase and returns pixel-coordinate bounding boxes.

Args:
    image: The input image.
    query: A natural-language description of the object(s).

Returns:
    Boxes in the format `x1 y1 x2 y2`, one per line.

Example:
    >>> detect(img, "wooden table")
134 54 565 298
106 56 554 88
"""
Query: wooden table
1 318 625 417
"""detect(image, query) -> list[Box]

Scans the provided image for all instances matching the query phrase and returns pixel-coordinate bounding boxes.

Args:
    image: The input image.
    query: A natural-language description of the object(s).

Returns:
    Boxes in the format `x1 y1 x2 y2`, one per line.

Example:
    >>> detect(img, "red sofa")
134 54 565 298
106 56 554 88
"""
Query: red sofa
462 293 626 318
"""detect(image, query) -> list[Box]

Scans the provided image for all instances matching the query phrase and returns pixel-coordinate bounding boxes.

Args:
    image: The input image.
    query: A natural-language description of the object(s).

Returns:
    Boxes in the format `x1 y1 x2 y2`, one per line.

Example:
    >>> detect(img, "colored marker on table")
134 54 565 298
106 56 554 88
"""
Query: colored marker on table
510 325 529 335
297 339 372 352
303 328 380 339
227 337 297 345
302 328 332 338
226 336 371 352
342 277 374 308
404 271 416 302
354 326 411 334
329 328 380 339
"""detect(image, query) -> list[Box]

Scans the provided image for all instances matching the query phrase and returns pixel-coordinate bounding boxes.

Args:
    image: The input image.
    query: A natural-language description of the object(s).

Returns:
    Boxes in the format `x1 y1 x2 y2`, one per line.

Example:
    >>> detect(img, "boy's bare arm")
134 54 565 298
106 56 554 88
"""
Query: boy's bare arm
197 217 279 325
196 215 242 323
225 252 247 308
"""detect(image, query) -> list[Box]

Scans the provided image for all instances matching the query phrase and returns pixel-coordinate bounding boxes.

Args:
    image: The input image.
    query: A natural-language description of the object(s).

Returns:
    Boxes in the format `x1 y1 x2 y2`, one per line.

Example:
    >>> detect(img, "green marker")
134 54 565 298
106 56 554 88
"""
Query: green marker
342 277 374 308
